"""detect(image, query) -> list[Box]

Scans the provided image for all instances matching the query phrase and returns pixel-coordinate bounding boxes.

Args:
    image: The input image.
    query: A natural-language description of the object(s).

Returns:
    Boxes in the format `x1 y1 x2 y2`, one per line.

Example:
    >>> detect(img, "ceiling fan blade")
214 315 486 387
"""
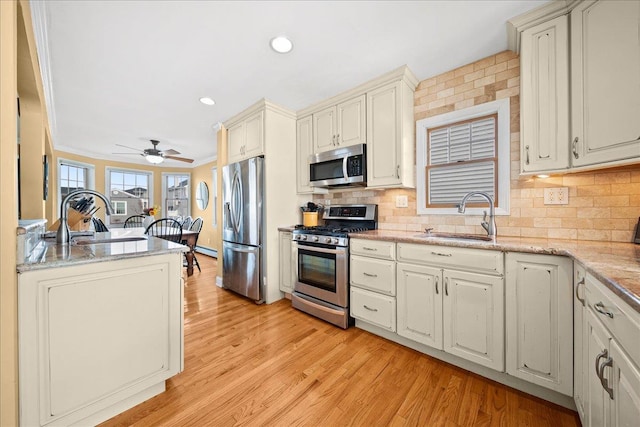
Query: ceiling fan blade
115 143 143 152
165 155 194 163
112 152 143 155
162 148 180 155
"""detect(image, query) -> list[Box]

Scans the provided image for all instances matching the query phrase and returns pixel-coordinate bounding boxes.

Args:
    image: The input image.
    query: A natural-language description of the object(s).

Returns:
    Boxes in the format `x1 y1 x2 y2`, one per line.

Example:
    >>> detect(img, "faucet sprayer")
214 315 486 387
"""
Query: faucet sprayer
457 191 497 238
57 189 114 244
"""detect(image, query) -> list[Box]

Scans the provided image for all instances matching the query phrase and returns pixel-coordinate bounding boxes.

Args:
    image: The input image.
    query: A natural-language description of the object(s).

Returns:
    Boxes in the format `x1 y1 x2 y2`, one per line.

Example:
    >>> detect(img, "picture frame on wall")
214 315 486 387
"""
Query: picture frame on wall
43 155 49 201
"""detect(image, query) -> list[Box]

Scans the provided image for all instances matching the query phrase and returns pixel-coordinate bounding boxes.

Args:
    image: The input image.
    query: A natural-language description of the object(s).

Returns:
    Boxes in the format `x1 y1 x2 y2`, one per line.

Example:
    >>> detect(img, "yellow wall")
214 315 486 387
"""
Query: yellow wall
52 151 219 249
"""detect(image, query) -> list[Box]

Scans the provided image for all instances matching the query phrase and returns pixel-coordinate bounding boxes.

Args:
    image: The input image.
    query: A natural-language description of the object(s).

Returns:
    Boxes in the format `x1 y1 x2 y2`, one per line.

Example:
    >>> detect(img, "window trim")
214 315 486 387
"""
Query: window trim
416 98 510 215
105 166 153 226
162 172 191 219
57 157 95 204
111 200 127 216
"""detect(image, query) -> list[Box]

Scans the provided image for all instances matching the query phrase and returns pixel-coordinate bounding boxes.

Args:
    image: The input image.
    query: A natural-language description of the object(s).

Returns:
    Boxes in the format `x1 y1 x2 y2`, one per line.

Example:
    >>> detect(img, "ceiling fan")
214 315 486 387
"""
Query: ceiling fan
113 139 194 164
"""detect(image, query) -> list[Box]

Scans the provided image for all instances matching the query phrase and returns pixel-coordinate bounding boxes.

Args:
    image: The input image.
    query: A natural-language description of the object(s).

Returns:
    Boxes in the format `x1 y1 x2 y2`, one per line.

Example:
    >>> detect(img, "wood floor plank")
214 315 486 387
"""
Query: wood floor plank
100 255 581 427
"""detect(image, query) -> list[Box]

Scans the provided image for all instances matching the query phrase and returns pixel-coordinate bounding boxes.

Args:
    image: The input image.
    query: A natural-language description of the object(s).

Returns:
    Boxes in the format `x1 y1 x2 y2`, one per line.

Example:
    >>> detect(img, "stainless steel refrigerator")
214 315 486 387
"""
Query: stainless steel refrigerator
222 156 264 302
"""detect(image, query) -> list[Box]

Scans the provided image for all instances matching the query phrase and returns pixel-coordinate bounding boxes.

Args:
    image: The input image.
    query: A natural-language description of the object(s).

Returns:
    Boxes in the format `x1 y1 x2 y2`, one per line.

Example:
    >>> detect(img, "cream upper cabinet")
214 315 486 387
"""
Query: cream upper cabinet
570 0 640 167
296 115 327 194
520 15 570 173
312 95 365 153
226 109 264 164
505 253 574 396
366 80 415 188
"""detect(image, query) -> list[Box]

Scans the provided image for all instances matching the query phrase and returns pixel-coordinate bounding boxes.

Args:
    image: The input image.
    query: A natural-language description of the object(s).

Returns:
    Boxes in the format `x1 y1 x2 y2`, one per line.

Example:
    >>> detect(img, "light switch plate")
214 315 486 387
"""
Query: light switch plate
396 195 408 208
544 187 569 205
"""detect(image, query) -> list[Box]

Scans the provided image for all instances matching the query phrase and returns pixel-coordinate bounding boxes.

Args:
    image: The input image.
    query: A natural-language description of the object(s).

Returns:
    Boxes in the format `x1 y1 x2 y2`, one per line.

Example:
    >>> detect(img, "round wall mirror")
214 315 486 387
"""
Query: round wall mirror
196 181 209 210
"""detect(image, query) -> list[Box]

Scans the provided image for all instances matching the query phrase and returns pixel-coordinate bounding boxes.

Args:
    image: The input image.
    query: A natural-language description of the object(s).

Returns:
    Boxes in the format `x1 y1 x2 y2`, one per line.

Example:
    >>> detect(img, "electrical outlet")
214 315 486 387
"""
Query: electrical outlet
396 195 408 208
544 187 569 205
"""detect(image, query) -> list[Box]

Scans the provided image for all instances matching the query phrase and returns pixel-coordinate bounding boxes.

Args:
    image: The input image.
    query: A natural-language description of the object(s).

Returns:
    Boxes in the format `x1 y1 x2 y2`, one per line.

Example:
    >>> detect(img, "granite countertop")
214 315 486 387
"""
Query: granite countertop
349 230 640 313
17 228 187 273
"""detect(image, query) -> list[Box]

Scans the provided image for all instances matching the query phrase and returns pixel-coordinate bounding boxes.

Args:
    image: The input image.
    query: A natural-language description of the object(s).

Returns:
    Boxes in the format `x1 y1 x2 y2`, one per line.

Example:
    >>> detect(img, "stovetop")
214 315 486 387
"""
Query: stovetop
292 204 378 247
293 225 372 237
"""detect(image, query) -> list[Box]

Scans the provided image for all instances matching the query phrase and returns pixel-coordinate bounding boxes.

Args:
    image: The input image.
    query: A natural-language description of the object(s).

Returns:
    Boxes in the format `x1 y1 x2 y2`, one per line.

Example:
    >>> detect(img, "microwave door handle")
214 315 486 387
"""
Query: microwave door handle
342 156 349 179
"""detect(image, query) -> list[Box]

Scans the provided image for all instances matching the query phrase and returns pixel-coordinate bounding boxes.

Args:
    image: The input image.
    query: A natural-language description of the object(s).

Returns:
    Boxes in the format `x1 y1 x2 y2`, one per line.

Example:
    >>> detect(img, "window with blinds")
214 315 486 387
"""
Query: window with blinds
426 114 498 208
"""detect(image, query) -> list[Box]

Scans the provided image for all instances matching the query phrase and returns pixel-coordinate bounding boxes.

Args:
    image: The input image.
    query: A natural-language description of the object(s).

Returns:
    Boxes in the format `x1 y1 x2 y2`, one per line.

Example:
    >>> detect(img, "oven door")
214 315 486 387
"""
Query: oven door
293 242 348 308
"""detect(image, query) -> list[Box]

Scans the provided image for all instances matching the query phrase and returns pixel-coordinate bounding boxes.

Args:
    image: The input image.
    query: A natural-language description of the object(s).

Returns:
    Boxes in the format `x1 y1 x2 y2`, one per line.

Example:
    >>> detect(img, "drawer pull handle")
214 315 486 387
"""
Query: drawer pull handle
594 302 614 318
575 277 585 306
363 272 378 278
596 351 614 400
431 251 452 257
363 305 378 312
362 247 378 251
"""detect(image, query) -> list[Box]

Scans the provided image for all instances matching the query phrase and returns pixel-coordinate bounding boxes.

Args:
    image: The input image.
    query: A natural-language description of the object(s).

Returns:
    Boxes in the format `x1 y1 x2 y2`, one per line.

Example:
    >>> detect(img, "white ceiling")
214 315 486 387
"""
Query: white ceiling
36 0 548 167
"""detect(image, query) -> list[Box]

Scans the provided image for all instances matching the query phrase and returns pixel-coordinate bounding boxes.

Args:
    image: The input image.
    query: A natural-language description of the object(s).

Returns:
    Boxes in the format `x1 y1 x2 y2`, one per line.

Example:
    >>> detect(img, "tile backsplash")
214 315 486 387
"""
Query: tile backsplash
314 51 640 243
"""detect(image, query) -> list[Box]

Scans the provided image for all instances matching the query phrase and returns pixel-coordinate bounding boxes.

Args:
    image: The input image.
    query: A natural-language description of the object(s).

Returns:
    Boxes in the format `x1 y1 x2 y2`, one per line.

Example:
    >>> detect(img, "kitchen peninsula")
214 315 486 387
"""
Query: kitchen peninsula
17 229 186 427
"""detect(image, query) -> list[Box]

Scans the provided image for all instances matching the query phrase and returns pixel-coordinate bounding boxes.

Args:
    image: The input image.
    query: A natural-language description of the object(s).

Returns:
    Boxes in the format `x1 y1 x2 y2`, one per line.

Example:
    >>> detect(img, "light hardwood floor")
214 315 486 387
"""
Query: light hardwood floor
101 255 580 426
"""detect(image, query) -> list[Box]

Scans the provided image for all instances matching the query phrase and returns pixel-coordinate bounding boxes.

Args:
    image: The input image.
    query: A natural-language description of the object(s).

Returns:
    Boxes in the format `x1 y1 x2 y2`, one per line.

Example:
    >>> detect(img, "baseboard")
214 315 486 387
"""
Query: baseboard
195 246 217 258
215 276 223 288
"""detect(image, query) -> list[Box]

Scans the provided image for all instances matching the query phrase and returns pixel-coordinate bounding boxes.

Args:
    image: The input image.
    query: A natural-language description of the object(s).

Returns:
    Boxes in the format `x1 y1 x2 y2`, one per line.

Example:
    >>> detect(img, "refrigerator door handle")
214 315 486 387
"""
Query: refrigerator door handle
231 171 243 234
227 245 257 254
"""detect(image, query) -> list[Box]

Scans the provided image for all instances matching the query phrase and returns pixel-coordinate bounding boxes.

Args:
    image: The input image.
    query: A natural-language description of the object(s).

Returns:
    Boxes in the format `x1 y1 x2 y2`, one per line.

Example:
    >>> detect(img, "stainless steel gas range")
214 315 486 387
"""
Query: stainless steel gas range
291 204 377 328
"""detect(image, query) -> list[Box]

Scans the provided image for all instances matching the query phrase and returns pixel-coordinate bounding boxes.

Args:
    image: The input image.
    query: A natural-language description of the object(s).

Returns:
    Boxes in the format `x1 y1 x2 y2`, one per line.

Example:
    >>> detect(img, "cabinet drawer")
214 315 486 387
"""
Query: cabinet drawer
351 255 396 295
350 239 395 260
585 273 640 365
397 243 503 275
351 287 396 332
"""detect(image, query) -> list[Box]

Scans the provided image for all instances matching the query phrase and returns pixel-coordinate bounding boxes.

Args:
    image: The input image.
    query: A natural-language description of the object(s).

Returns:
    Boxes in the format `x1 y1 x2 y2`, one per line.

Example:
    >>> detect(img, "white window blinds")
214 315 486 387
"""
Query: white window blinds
427 114 497 206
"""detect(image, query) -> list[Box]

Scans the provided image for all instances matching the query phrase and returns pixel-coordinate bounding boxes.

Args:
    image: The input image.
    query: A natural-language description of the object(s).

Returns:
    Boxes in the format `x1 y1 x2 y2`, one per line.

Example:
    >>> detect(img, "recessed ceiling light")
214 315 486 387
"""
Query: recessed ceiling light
199 97 215 106
270 36 293 54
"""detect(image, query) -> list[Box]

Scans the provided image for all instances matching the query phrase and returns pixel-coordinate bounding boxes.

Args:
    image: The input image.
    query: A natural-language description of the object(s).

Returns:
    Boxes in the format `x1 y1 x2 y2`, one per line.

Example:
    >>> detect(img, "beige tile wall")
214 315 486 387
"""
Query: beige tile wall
314 51 640 242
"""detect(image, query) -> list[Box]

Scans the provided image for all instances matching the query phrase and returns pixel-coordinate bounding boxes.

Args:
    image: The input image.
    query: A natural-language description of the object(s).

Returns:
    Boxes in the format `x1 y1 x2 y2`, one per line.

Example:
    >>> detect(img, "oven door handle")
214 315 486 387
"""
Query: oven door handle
296 243 345 255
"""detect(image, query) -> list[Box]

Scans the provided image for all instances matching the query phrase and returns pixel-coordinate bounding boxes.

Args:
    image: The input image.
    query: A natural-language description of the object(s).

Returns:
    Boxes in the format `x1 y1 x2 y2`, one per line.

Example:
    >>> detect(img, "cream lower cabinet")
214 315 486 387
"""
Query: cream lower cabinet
350 239 396 332
279 231 294 294
505 253 573 396
396 243 504 371
18 253 184 427
582 273 640 427
574 263 588 420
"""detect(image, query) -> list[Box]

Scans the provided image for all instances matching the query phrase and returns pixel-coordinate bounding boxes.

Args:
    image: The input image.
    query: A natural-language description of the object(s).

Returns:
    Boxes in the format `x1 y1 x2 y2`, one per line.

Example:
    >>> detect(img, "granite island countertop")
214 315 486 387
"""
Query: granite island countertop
17 227 187 273
349 230 640 313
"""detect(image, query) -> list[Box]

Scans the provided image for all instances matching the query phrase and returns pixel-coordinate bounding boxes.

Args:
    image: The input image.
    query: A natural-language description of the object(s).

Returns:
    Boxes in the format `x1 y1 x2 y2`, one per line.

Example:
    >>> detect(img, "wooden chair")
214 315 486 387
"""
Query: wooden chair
187 217 203 272
144 218 182 243
181 216 193 230
124 215 146 228
92 217 109 232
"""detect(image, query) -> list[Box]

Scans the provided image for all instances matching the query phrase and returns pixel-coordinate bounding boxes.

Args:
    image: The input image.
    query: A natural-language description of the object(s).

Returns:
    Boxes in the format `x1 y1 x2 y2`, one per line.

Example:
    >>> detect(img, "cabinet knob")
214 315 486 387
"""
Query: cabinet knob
336 134 340 145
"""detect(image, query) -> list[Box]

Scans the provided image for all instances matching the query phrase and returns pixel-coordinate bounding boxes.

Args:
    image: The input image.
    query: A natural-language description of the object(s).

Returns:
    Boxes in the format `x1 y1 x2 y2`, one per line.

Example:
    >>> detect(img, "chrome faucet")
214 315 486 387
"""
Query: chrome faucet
57 189 114 244
457 191 497 238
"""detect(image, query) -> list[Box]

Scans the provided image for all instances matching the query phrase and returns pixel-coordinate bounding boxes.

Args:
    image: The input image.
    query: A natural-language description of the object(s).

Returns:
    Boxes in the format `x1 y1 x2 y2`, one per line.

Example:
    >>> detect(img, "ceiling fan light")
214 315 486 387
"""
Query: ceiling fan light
146 154 164 164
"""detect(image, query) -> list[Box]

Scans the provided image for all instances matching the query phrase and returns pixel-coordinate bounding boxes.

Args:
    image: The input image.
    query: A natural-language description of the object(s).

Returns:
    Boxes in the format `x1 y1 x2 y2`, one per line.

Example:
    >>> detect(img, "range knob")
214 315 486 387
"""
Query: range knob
300 235 307 241
312 236 319 242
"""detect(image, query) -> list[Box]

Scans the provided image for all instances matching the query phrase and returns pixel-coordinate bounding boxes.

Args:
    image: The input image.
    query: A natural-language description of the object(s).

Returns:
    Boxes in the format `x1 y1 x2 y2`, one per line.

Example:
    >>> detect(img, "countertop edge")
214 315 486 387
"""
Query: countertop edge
349 231 640 313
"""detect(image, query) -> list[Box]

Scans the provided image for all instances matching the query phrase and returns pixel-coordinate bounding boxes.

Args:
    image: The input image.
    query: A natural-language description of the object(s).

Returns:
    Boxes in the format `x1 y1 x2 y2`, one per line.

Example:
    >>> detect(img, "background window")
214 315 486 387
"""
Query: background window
58 159 95 202
416 98 511 215
106 168 152 226
163 173 190 218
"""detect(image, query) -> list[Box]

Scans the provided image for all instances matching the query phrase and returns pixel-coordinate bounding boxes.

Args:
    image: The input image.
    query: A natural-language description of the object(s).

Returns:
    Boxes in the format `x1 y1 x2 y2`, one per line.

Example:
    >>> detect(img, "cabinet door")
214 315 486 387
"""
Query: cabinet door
585 309 612 427
313 106 336 153
610 339 640 427
505 253 573 395
243 110 264 158
575 263 588 422
227 121 245 163
571 0 640 167
396 263 443 349
279 232 293 293
366 81 401 187
336 95 366 148
520 15 570 173
443 269 504 371
296 115 314 194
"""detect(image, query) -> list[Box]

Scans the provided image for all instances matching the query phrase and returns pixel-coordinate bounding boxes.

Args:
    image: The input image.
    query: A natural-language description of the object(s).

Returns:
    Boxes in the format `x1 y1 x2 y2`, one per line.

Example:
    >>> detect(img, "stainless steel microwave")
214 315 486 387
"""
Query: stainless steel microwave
309 144 366 188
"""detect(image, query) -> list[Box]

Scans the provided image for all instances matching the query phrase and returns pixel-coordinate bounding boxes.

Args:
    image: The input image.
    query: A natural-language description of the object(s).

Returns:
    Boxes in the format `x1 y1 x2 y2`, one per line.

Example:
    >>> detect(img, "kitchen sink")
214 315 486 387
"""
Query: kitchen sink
72 236 148 245
413 232 494 242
